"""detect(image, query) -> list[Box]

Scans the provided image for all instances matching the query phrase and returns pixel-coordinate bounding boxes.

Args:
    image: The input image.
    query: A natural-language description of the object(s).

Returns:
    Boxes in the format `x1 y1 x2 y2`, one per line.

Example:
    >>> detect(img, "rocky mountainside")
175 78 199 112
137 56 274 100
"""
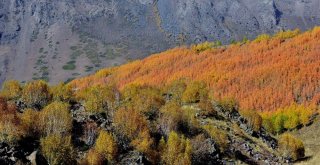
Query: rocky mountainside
0 0 319 84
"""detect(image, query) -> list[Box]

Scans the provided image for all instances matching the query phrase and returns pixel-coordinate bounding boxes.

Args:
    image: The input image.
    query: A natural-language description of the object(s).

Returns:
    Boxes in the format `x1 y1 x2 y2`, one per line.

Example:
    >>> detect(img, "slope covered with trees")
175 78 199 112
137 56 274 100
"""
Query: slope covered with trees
0 27 319 164
71 27 320 112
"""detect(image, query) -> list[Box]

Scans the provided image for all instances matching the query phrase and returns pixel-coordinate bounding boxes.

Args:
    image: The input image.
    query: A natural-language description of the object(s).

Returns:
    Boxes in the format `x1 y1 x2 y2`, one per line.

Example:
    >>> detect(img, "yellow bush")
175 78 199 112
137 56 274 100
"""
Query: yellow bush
83 85 117 114
164 78 187 104
0 115 23 143
203 125 229 152
274 29 300 40
278 133 305 161
40 134 75 165
95 130 117 162
1 80 22 100
261 104 314 134
191 42 215 53
20 109 40 136
162 131 192 165
159 102 183 135
50 83 73 102
182 81 208 104
240 110 262 132
218 97 239 112
254 34 271 43
38 101 72 136
21 80 51 108
86 149 104 165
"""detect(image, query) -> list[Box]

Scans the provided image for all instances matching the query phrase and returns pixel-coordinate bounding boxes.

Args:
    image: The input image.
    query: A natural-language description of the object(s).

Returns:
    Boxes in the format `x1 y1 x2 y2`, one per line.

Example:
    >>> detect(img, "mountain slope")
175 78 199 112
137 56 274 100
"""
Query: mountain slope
71 27 320 112
1 0 320 84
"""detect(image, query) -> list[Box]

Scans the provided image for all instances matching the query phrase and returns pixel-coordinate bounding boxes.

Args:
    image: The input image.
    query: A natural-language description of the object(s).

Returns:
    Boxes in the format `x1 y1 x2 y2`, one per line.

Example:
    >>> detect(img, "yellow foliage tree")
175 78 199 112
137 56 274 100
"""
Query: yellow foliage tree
40 134 75 165
95 130 117 162
159 102 183 135
164 79 187 105
50 83 73 102
203 125 229 152
86 149 104 165
19 109 40 136
182 81 208 104
0 115 23 144
162 131 192 165
83 85 117 114
1 80 22 100
113 108 155 158
38 101 72 136
278 133 305 161
240 110 262 132
21 80 51 109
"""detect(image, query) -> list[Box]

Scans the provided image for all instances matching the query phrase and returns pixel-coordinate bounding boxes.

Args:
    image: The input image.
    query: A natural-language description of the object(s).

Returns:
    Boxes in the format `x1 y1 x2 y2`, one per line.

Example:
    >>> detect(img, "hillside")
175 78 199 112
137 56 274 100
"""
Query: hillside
71 27 320 112
1 0 320 84
0 28 319 164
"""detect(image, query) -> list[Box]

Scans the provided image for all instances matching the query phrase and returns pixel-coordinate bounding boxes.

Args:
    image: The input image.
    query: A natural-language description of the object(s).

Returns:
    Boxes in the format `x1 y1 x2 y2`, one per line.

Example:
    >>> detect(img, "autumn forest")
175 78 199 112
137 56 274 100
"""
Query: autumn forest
0 27 320 164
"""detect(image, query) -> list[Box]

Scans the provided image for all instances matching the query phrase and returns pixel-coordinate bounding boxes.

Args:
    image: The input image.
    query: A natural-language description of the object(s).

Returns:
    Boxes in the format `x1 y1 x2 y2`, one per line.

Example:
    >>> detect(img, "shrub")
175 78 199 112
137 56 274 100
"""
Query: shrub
203 125 229 152
94 130 117 162
83 85 117 114
40 135 76 165
0 115 23 144
113 108 154 158
1 80 22 100
278 133 305 161
20 109 40 136
50 83 73 102
0 98 23 143
240 110 262 132
38 102 72 136
159 102 183 136
182 81 208 104
21 80 51 109
122 85 164 119
217 98 239 113
86 149 104 165
261 104 314 134
162 131 192 165
164 79 187 104
191 42 214 53
254 34 271 43
274 29 300 40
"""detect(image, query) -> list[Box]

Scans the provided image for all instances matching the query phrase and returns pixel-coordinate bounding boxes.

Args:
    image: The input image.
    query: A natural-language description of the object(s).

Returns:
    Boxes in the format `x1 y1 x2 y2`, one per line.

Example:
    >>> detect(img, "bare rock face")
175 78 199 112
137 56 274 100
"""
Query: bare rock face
0 0 319 84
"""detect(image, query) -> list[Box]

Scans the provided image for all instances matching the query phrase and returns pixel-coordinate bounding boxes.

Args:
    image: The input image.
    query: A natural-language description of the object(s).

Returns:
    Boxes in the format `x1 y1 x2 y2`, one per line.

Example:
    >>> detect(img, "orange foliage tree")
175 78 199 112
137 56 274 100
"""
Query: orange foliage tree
71 27 320 112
